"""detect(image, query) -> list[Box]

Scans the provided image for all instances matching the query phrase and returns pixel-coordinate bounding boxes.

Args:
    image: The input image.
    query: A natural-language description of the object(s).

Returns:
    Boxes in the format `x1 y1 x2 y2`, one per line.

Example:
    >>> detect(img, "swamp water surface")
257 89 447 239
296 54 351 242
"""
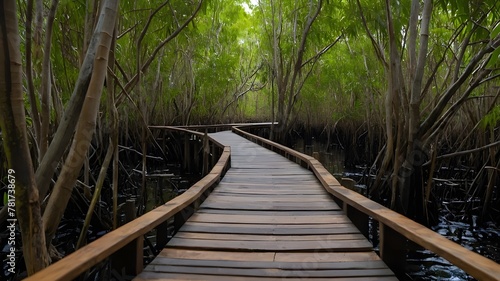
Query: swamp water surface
292 138 500 280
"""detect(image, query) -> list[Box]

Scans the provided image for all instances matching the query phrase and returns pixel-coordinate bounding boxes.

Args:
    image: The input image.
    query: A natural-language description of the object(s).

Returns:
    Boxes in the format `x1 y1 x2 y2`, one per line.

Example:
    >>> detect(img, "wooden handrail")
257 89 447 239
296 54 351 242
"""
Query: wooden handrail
232 126 500 281
150 122 276 134
24 131 231 281
149 125 226 149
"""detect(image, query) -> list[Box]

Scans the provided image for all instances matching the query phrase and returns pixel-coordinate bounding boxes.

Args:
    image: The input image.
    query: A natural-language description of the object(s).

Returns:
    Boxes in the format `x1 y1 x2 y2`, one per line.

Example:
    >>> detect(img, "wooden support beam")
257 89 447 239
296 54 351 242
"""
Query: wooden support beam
155 221 169 250
203 132 209 175
111 236 144 276
379 222 407 277
344 202 369 239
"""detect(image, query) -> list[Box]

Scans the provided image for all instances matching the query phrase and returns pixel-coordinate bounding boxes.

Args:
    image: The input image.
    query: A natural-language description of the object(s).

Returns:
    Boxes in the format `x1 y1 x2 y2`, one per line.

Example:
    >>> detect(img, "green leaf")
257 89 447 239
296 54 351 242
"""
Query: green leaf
480 105 500 129
491 22 500 40
486 47 500 68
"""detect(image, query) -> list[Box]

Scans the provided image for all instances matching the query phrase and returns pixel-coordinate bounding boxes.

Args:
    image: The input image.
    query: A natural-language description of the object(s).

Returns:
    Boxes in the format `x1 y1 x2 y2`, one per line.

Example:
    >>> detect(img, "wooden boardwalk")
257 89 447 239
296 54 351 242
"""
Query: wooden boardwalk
134 131 396 280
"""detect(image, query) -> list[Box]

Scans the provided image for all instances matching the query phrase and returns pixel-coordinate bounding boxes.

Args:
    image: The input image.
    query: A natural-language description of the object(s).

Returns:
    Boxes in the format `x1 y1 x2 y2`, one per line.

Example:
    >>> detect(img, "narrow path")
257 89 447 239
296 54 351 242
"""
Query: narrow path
134 131 396 280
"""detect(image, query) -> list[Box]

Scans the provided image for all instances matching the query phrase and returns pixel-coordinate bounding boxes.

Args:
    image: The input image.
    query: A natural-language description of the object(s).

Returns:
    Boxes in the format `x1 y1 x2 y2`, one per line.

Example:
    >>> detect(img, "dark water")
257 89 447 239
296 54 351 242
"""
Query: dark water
292 138 500 280
0 160 196 280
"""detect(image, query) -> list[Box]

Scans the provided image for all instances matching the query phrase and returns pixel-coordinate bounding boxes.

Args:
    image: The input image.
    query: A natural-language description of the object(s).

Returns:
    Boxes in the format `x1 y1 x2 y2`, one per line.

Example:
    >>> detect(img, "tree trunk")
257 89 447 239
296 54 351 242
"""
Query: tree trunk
35 0 115 201
25 0 42 149
42 0 119 244
0 0 50 274
39 0 59 160
82 0 99 64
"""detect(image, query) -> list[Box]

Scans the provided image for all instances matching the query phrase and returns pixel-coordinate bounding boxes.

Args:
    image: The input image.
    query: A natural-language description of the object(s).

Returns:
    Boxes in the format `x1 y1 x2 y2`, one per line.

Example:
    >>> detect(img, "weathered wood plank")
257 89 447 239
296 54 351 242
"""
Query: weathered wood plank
212 188 327 195
178 222 361 235
175 232 366 241
167 237 373 251
207 191 331 197
158 249 274 261
188 213 351 224
200 201 341 211
149 257 389 270
196 209 342 216
202 195 335 203
141 264 395 278
135 272 399 281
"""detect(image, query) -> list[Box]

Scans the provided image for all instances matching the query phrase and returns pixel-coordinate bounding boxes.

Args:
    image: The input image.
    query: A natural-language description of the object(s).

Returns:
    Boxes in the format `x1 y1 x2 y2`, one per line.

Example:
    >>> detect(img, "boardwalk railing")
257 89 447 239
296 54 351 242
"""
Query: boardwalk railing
24 127 230 281
22 123 499 280
232 125 500 280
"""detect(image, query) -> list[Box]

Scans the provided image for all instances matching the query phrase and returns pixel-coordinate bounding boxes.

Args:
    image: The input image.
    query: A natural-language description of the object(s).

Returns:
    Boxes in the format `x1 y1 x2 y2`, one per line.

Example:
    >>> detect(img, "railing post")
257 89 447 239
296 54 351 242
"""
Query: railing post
155 220 169 250
124 199 136 223
173 205 195 233
203 132 210 175
343 203 369 239
210 143 217 168
111 236 143 276
183 133 190 172
379 222 407 277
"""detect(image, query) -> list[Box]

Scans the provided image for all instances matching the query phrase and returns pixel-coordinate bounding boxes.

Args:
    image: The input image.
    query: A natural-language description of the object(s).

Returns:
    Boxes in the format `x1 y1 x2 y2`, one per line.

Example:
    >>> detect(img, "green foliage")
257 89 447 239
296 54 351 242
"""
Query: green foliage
16 0 500 136
480 105 500 129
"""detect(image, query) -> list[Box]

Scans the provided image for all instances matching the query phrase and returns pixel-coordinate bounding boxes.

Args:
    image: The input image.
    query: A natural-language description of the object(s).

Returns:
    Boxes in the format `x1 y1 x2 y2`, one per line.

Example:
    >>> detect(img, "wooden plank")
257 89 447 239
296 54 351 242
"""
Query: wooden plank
216 182 324 187
196 209 343 216
274 251 383 262
181 222 357 229
213 186 326 193
222 174 318 180
178 222 361 235
188 213 351 224
140 264 394 278
202 195 335 203
225 168 311 174
200 201 341 211
175 232 366 241
221 178 320 184
135 272 399 281
212 188 327 195
159 249 381 263
210 192 331 199
167 237 373 251
149 257 389 270
158 248 274 261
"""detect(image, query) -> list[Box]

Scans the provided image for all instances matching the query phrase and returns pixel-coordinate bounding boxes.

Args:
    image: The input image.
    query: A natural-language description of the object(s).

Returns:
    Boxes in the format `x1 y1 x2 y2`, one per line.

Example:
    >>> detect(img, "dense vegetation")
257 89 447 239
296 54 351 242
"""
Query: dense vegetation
1 0 500 277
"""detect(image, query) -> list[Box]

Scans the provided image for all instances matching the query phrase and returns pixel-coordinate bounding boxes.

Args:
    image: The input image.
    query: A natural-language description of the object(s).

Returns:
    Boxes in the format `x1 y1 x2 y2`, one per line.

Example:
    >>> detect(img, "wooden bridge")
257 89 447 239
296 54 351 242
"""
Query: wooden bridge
25 125 500 280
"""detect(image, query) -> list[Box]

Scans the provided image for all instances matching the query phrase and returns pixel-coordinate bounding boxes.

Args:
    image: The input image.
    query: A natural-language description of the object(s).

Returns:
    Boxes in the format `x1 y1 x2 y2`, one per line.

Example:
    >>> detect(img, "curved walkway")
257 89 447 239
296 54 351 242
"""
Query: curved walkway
134 131 396 280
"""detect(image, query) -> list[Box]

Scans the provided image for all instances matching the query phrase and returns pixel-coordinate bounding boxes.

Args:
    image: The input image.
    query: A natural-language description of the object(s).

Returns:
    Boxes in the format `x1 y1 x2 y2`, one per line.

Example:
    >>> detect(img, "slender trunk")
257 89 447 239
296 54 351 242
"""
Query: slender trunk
25 0 42 148
108 25 119 229
42 0 118 244
284 0 323 132
35 0 114 200
483 128 498 218
39 0 59 160
373 0 398 195
400 0 432 219
50 65 64 126
76 141 114 249
0 0 50 274
82 0 99 64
